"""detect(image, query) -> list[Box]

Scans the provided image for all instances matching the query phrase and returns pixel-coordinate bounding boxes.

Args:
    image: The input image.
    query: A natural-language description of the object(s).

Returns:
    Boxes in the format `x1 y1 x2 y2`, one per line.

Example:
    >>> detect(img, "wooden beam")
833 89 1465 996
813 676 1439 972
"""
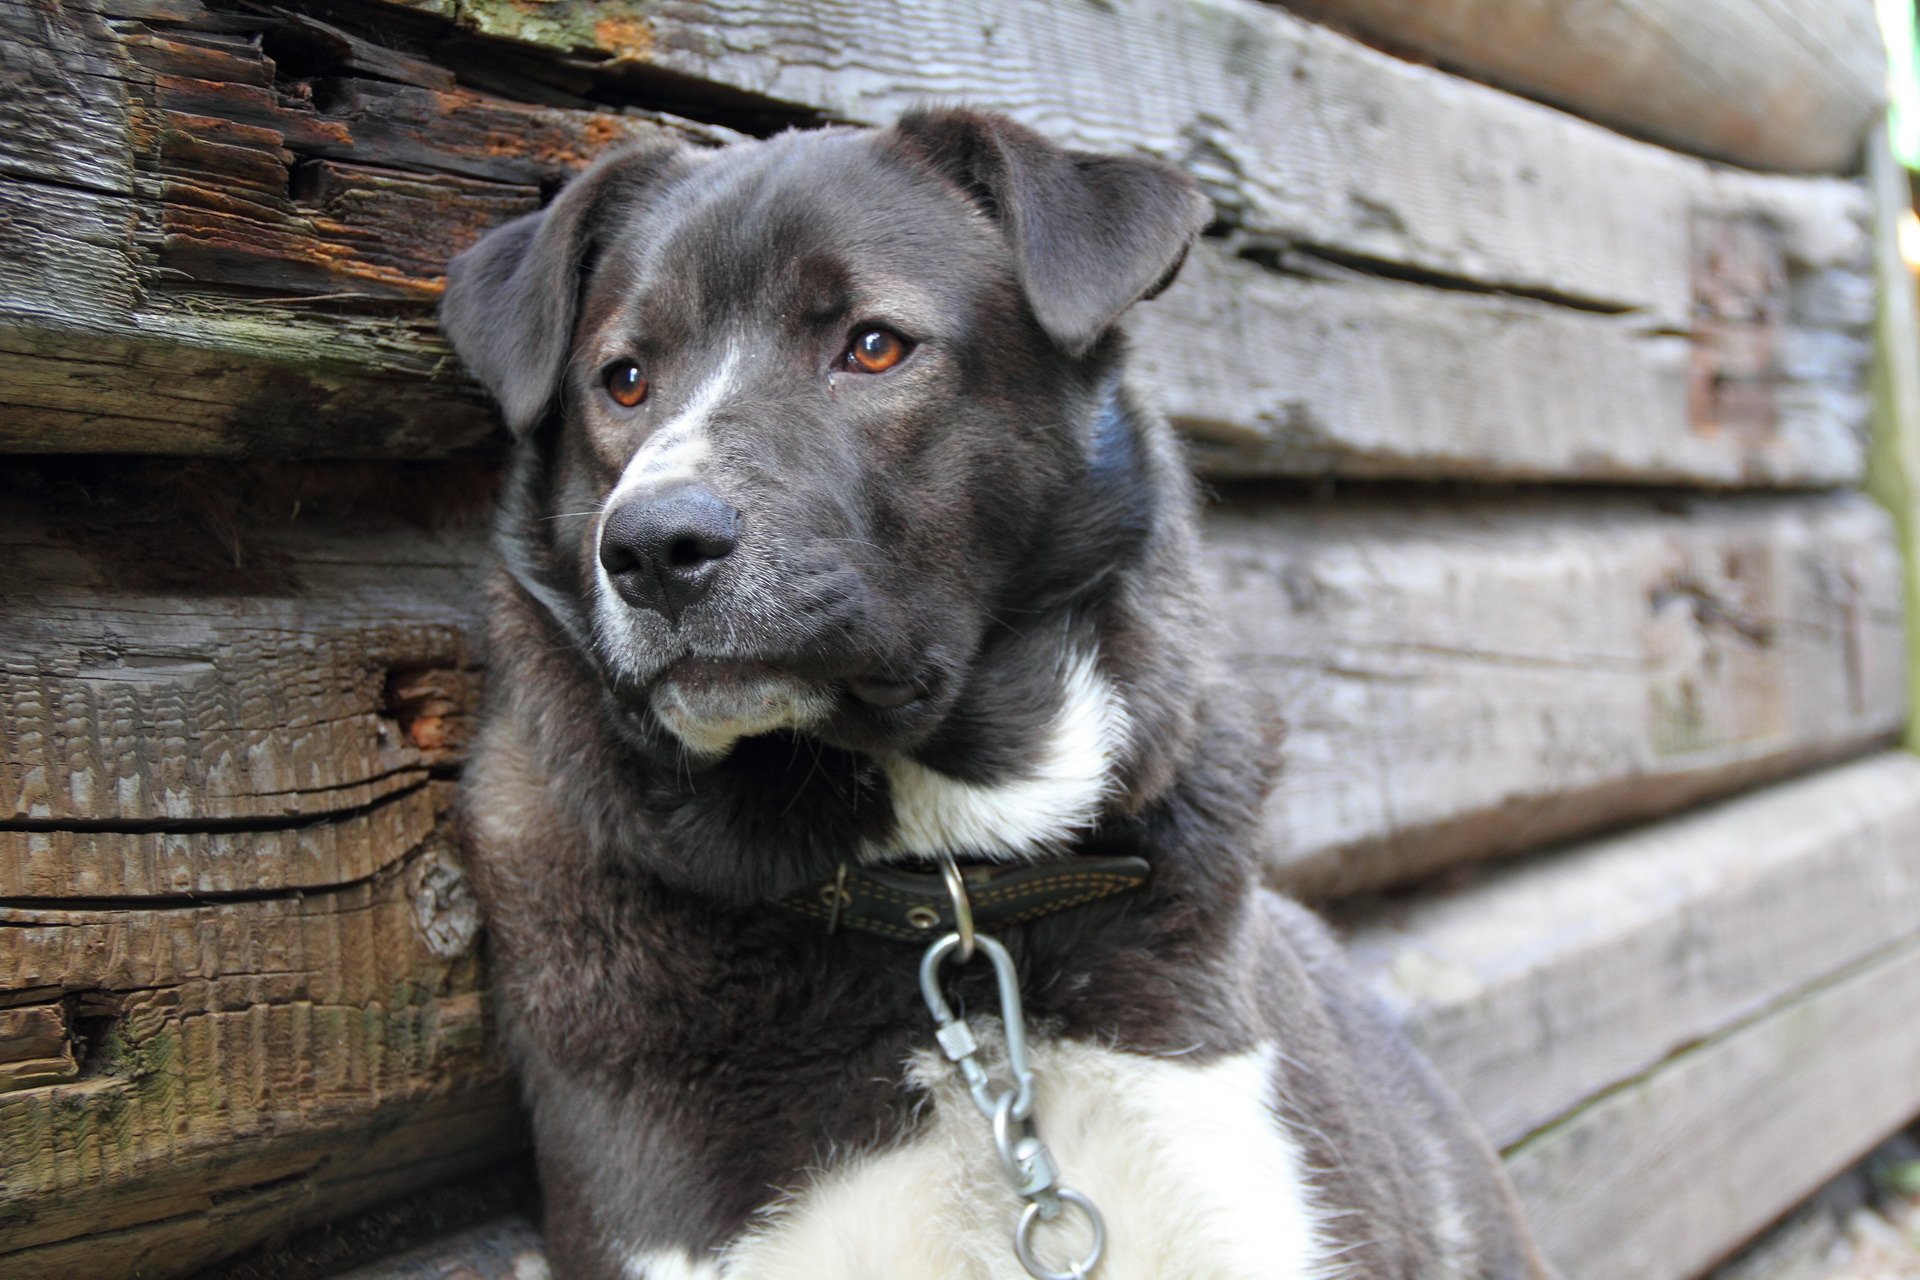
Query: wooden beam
0 499 485 834
412 0 1872 324
1144 244 1870 486
0 0 1877 486
1275 0 1884 175
1216 492 1906 896
5 483 1903 901
1506 933 1920 1280
0 807 525 1279
1348 752 1920 1149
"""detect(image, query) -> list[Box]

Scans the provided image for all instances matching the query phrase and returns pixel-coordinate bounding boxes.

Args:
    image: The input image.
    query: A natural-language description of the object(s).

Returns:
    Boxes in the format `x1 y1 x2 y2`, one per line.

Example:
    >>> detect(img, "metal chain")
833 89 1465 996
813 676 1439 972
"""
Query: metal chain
918 856 1107 1280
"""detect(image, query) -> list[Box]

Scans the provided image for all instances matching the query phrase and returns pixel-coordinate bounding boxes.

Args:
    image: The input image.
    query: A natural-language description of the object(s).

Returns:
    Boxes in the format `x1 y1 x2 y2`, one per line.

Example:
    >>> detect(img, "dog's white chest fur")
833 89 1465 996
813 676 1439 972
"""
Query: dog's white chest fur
625 1039 1331 1280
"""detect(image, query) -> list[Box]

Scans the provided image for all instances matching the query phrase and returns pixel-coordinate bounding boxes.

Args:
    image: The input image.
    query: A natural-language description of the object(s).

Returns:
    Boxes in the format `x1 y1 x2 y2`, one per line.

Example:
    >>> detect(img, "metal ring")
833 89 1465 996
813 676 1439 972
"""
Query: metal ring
937 852 975 961
1014 1188 1105 1280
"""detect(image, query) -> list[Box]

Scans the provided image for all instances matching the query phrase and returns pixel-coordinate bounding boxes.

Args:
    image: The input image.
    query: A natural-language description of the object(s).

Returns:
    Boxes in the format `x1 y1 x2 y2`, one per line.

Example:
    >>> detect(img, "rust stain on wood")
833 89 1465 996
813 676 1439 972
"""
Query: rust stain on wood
593 13 656 62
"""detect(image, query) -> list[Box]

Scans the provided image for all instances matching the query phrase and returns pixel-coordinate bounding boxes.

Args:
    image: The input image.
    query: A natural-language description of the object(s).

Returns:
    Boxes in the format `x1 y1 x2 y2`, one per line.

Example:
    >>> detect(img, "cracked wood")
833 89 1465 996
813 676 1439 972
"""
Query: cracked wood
0 0 1876 484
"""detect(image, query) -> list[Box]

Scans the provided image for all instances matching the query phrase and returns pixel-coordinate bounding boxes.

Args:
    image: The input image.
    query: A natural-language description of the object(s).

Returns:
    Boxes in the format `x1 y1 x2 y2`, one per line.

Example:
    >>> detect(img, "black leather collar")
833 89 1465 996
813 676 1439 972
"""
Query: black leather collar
779 856 1152 943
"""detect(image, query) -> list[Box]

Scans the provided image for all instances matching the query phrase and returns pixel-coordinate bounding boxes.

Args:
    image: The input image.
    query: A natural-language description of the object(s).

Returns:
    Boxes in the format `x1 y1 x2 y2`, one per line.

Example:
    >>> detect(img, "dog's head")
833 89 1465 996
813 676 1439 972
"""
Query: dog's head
443 109 1207 805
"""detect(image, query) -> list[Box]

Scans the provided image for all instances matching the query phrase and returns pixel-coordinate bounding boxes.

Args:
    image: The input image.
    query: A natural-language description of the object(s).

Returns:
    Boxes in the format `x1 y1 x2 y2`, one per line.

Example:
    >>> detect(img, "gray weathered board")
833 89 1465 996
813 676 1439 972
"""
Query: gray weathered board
0 0 1875 485
5 489 1902 900
1279 0 1884 174
401 0 1871 323
1208 490 1905 895
322 752 1920 1280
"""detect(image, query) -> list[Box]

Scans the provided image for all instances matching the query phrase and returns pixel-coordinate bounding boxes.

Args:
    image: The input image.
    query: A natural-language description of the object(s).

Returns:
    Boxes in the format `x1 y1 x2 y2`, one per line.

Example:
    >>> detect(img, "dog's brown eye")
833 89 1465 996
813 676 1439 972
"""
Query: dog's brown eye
604 361 648 407
847 328 909 373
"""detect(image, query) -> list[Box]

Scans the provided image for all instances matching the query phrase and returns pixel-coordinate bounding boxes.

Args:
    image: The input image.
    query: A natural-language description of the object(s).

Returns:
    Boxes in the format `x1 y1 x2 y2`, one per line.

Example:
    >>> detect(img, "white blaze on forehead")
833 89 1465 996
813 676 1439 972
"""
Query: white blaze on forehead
592 346 741 649
603 344 740 515
872 649 1130 861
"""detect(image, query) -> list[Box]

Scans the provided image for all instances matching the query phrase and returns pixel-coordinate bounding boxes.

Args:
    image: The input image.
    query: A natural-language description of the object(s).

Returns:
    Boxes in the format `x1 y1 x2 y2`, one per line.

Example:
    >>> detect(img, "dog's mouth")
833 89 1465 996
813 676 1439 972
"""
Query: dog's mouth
645 657 929 758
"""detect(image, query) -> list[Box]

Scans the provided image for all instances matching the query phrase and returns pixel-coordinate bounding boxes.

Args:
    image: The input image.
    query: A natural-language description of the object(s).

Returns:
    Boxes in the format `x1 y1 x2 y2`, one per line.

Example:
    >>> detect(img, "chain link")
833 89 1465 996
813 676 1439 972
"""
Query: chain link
918 857 1106 1280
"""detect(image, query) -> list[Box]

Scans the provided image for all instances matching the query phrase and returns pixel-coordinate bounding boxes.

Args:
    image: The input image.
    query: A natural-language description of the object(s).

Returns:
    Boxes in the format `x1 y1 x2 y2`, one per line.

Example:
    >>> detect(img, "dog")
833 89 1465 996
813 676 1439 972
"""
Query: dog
440 107 1547 1280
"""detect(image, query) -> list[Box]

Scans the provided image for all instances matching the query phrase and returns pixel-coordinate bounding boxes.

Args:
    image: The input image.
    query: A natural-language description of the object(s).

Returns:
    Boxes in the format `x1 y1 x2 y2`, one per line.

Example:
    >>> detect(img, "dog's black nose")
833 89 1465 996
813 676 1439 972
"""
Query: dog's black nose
599 484 741 619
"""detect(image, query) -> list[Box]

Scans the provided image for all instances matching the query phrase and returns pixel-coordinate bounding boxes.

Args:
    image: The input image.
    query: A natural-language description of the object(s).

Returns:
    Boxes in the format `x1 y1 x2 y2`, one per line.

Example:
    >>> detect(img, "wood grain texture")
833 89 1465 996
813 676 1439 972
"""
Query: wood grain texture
1216 492 1907 895
0 816 523 1280
5 487 1903 900
425 0 1871 324
0 0 1876 484
1507 933 1920 1280
1276 0 1884 174
1141 243 1871 485
1348 752 1920 1149
0 0 714 458
0 503 487 830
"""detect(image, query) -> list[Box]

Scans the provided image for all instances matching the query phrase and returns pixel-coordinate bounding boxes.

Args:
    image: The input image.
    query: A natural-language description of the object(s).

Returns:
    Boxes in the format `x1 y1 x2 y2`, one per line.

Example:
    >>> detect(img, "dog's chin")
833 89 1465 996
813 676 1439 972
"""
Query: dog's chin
648 659 835 760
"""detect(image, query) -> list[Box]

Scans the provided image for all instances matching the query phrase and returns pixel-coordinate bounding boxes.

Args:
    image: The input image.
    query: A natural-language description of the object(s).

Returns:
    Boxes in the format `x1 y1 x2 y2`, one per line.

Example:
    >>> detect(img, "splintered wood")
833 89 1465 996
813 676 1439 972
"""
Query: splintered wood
0 492 519 1279
0 0 1877 484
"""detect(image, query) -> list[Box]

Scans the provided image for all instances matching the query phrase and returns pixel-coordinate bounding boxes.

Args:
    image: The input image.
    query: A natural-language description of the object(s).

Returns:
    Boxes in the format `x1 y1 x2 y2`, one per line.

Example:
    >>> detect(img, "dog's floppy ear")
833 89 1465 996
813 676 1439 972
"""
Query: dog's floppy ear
889 108 1211 355
440 142 686 434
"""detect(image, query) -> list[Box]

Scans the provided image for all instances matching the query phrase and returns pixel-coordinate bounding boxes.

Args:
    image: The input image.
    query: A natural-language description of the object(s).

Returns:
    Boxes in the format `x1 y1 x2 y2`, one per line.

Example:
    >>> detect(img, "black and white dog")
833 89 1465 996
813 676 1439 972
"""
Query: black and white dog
441 108 1546 1280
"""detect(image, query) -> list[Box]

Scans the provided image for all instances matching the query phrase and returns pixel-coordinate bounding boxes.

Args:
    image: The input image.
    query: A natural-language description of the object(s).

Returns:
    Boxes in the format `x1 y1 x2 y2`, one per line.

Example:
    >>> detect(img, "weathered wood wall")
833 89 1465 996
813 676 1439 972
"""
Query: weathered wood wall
0 477 523 1278
0 0 1878 486
0 0 1905 1275
1276 0 1885 174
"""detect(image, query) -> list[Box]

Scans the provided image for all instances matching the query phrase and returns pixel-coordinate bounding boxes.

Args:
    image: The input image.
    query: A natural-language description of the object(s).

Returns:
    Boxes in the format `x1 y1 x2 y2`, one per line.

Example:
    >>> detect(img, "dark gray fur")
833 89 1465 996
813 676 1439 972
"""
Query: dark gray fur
442 109 1547 1279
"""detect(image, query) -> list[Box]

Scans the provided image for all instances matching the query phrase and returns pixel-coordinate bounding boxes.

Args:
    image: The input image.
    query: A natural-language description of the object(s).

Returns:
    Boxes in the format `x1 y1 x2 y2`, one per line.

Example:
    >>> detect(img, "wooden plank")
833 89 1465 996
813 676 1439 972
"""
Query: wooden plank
0 500 487 831
418 0 1871 324
1347 752 1920 1148
1218 492 1906 895
1505 932 1920 1280
1276 0 1884 175
1866 125 1920 750
1143 243 1871 485
0 0 1875 485
0 812 524 1279
0 0 717 458
5 478 1902 900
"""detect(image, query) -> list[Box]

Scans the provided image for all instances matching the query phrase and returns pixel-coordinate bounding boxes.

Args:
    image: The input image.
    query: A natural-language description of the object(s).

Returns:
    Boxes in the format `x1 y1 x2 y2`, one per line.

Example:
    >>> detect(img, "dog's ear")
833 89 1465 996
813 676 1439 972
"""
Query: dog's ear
440 142 686 434
889 108 1211 355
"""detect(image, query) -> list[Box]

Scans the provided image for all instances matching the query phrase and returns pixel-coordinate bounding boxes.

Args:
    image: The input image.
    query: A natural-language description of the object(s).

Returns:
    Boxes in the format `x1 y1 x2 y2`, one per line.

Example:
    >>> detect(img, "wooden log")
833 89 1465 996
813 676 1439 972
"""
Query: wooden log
1507 931 1920 1280
0 0 1876 487
1142 243 1870 485
415 0 1871 323
0 498 486 831
0 812 524 1280
1217 491 1906 896
0 0 719 458
1347 752 1920 1148
4 479 1903 901
1275 0 1884 175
